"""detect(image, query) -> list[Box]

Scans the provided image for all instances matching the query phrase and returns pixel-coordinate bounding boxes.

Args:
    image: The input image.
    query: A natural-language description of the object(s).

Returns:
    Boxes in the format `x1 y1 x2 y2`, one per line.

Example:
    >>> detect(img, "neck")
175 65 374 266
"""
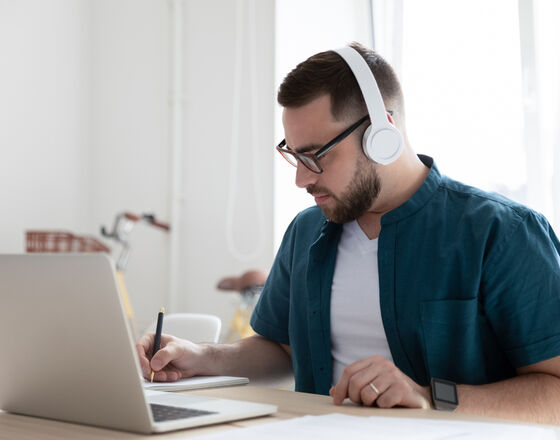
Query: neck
357 148 429 239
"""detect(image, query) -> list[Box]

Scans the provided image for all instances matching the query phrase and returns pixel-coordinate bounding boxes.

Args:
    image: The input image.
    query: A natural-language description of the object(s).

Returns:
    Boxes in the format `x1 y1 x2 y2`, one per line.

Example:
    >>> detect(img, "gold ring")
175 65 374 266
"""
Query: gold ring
369 382 379 394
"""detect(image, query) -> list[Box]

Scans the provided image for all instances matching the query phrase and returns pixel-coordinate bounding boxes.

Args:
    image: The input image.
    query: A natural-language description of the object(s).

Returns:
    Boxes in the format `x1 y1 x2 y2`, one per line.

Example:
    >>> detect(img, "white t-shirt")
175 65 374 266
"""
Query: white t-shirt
330 220 393 385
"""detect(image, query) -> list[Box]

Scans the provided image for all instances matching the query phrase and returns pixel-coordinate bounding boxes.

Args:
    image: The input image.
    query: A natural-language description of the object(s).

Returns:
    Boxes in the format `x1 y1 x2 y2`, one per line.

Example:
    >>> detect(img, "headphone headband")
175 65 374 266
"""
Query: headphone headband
333 47 390 129
333 46 403 165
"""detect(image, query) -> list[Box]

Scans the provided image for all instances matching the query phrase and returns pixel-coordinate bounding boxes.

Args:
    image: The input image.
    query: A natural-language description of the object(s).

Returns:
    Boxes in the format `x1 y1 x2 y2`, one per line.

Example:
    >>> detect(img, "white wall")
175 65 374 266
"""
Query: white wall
0 0 275 337
0 0 92 249
177 0 275 330
89 0 172 334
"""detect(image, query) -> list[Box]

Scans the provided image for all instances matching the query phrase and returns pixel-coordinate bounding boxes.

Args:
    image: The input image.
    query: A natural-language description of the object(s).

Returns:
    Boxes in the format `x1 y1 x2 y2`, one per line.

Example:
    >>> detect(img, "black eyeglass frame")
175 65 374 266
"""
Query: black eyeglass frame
276 114 370 174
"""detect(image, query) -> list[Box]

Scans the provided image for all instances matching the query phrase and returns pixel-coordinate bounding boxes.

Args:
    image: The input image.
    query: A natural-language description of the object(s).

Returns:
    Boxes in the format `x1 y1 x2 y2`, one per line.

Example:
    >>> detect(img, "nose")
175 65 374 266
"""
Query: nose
295 163 319 189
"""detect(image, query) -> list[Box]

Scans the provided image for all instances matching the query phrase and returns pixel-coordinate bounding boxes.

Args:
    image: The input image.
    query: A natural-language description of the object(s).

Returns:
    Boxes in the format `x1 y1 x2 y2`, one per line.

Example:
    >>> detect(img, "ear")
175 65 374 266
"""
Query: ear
387 112 395 125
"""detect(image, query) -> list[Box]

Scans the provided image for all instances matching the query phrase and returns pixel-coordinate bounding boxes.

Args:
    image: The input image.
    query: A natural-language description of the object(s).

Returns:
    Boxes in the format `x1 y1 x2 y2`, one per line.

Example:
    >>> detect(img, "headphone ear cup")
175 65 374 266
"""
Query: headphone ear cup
362 123 403 165
362 124 375 161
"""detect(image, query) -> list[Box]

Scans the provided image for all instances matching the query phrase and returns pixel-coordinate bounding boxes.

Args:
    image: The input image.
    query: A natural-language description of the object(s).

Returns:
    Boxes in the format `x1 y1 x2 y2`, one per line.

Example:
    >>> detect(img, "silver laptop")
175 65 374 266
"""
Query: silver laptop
0 254 276 433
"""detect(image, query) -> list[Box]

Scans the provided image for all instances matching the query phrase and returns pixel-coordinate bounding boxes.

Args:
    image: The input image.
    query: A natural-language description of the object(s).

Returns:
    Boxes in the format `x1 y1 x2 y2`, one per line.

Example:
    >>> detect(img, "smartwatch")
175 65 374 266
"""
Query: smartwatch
430 378 458 411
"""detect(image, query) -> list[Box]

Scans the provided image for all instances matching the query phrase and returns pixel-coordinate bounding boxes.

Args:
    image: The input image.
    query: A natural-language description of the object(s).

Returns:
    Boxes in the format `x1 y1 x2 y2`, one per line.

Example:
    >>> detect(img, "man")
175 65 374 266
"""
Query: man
137 42 560 423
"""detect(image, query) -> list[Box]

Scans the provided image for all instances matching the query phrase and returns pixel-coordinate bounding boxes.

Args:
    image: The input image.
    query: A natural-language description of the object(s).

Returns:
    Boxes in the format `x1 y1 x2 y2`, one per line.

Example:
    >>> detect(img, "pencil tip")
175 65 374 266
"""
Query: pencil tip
159 307 165 313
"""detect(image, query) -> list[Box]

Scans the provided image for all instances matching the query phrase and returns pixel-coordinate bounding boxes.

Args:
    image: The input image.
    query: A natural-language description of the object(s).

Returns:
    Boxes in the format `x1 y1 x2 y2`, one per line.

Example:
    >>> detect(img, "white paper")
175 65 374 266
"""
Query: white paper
142 376 248 392
188 413 557 440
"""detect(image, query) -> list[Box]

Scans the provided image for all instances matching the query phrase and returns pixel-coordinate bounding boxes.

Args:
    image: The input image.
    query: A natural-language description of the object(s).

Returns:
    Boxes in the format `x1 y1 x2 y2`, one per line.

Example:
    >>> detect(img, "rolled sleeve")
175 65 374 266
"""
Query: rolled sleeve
250 219 296 346
483 210 560 368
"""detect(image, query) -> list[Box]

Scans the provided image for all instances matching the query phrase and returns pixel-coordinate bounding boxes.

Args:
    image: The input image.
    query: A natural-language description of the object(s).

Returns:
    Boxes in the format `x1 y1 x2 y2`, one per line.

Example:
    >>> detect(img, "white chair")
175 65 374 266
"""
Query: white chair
146 313 222 343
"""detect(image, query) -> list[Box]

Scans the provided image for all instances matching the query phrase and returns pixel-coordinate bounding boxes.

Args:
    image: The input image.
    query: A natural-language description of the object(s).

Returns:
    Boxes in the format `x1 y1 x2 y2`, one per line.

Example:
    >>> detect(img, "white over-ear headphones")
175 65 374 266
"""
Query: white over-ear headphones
333 46 403 165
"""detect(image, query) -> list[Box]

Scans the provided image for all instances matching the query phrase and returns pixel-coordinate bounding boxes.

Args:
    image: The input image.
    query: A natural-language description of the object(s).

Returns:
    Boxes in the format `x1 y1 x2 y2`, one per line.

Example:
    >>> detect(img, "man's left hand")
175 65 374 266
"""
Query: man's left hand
330 355 432 408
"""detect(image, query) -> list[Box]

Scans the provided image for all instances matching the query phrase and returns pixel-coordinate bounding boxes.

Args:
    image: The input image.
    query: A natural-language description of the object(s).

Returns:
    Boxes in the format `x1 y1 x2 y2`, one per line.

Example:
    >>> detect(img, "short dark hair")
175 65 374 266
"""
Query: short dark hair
277 42 405 128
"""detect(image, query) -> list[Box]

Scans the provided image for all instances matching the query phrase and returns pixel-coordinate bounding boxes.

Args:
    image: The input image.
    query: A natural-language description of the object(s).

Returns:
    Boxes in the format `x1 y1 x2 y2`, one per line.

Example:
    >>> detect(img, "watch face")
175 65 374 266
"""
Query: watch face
433 379 458 405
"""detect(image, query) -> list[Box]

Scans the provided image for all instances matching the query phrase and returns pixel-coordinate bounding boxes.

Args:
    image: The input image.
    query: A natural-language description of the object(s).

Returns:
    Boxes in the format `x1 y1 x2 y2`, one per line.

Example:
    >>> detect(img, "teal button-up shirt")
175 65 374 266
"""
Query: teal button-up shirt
250 156 560 395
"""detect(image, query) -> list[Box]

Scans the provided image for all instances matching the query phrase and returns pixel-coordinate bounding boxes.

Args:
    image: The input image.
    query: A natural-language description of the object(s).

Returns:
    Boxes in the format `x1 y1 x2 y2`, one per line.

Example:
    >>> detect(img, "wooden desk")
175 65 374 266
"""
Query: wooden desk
1 385 559 439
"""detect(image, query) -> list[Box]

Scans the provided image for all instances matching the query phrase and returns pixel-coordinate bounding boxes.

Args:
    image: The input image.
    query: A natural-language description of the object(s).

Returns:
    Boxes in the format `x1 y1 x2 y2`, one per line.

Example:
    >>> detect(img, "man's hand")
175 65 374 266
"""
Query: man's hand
136 333 292 383
330 355 431 409
136 333 210 382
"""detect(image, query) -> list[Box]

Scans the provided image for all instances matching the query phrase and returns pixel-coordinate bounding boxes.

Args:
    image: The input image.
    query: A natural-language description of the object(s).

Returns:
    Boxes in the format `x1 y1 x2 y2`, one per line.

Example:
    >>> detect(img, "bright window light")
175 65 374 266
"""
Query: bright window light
274 0 559 250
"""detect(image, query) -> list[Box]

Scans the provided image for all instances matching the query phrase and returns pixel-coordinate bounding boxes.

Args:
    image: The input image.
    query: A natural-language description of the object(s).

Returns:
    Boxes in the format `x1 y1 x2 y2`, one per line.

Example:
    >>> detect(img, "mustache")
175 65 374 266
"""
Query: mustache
306 185 332 196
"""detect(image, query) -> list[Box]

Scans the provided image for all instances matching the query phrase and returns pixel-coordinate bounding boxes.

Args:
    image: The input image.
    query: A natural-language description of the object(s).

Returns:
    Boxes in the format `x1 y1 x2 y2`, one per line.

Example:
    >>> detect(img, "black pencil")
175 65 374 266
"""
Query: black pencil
150 307 165 382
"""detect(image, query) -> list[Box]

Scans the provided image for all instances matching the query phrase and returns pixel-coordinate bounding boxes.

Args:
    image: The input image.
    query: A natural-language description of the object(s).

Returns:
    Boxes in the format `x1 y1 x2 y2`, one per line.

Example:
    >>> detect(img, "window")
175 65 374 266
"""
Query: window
401 0 525 200
274 0 560 249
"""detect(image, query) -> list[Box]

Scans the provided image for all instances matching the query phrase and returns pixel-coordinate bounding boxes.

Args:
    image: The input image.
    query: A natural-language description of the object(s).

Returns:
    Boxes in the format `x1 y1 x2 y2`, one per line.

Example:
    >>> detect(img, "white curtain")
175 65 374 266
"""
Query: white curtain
519 0 560 230
529 0 560 232
273 0 560 244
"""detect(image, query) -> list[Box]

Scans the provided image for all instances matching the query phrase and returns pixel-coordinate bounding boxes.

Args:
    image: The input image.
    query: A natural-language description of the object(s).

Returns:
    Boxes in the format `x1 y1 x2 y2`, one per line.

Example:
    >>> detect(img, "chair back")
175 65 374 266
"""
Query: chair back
146 313 221 343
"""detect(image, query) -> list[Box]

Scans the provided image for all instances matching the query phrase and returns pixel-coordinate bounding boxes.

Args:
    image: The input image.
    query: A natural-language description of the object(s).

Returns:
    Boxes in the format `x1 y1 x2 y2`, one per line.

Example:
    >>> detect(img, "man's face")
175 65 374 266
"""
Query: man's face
309 154 381 223
282 95 381 223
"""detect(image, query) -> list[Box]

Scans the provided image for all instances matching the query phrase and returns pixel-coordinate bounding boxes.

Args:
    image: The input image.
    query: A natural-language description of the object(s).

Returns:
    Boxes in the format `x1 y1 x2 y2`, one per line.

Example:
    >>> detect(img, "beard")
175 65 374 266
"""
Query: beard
307 157 381 224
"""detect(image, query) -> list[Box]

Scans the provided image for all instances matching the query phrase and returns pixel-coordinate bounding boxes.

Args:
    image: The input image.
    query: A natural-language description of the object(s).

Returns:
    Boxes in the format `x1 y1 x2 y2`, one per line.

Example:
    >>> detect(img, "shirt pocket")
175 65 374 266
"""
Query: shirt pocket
420 298 487 384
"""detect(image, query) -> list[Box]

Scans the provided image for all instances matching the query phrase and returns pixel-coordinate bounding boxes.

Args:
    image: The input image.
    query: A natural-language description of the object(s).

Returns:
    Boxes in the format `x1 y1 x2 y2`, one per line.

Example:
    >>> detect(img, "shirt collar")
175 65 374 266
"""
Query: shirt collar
380 154 441 225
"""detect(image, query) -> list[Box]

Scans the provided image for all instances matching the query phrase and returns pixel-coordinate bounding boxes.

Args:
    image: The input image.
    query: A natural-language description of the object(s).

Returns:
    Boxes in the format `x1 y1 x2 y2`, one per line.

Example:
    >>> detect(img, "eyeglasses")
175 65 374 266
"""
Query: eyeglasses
276 115 369 174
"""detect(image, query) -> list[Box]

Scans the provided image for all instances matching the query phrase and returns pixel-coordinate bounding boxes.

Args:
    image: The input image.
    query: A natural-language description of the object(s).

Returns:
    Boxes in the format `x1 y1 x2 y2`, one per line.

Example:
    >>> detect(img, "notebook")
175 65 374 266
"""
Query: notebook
0 254 276 434
143 375 249 391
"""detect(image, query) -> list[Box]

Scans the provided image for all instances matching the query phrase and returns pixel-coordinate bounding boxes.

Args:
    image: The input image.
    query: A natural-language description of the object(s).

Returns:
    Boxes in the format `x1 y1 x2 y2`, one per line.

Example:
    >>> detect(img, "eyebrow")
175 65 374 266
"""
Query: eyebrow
285 143 322 154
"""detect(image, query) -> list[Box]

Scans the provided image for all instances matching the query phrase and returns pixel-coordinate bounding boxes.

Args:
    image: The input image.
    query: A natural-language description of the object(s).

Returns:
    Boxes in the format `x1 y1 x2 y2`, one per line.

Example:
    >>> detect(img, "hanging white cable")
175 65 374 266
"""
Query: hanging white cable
247 0 267 256
225 0 267 262
391 0 404 79
368 0 376 50
168 0 184 313
518 0 546 213
368 0 403 78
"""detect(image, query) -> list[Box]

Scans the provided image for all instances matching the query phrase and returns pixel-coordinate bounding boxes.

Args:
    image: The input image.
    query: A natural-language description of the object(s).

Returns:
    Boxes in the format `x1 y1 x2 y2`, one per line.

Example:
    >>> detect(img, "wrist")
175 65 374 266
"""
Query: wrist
421 385 434 409
430 378 459 411
196 343 220 375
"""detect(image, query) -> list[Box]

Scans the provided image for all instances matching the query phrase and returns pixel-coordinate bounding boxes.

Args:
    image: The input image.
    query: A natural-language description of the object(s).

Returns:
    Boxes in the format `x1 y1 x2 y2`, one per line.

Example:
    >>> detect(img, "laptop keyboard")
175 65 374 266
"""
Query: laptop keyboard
150 403 217 422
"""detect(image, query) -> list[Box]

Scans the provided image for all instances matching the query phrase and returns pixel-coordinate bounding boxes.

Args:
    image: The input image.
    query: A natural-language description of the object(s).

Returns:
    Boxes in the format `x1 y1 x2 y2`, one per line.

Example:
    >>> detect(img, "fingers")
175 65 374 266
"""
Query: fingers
374 380 423 408
136 332 154 357
151 367 183 382
136 333 208 383
332 355 386 405
347 358 393 403
150 343 179 371
136 333 154 378
374 381 404 408
359 382 379 407
331 356 429 409
137 349 151 378
136 333 182 380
